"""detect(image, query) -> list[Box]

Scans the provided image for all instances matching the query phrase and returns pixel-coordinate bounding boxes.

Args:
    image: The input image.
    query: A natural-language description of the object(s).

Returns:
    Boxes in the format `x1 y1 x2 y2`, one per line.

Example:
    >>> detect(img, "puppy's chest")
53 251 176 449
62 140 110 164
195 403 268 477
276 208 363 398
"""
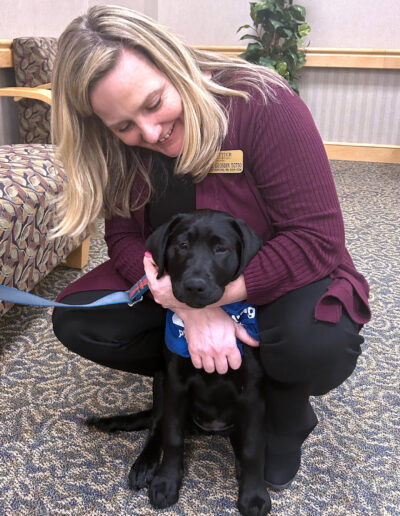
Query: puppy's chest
187 371 244 431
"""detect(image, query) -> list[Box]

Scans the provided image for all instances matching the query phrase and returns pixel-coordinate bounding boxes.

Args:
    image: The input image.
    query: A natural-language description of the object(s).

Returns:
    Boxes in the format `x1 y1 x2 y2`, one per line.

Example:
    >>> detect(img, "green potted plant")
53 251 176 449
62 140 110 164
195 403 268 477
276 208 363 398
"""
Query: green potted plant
238 0 311 94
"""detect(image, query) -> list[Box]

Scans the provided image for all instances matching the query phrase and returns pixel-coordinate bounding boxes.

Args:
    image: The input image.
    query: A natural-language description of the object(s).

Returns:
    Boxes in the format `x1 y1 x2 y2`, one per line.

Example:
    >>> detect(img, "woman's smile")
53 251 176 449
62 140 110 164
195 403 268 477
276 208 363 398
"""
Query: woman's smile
159 123 174 143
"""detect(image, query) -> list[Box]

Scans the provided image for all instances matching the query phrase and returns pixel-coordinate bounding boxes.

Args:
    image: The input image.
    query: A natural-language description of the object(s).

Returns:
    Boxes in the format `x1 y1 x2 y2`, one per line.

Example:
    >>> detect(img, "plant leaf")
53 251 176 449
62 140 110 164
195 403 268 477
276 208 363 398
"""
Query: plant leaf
298 23 311 37
238 0 309 95
240 34 263 42
237 24 251 33
276 61 288 75
270 19 284 30
258 56 277 68
291 5 306 20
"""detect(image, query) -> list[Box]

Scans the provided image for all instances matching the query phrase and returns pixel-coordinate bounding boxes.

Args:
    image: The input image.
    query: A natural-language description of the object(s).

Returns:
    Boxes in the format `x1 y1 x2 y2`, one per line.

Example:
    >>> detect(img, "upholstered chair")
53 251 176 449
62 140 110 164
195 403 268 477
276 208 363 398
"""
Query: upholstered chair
0 38 90 316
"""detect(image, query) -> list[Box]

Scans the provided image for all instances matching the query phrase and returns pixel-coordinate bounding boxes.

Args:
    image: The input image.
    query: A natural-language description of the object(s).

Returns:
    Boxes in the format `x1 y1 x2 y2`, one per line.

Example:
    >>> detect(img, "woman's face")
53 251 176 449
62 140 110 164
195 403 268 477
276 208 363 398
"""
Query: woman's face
90 48 185 157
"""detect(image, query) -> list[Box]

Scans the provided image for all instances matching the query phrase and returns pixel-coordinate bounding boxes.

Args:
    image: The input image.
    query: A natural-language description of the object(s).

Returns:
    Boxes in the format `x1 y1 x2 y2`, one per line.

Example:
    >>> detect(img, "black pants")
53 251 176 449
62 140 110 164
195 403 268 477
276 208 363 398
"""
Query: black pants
52 277 364 452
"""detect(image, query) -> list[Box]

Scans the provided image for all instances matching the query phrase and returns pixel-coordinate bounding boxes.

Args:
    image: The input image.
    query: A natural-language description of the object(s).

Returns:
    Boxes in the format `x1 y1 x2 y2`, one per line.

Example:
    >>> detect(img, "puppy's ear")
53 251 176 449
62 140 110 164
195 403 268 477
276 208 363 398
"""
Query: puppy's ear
231 218 262 278
145 214 182 278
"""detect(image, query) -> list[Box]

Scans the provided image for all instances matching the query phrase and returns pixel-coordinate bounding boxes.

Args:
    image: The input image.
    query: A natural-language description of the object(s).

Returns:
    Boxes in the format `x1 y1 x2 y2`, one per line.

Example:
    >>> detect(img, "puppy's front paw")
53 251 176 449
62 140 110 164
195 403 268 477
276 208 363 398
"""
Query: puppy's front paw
149 473 181 508
128 452 160 490
237 488 271 515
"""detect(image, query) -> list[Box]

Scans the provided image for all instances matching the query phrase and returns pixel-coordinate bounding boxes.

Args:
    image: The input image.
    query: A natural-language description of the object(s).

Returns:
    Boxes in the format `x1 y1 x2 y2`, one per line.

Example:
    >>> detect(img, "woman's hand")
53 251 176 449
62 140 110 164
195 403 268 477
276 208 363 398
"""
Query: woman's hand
177 306 259 374
143 253 187 311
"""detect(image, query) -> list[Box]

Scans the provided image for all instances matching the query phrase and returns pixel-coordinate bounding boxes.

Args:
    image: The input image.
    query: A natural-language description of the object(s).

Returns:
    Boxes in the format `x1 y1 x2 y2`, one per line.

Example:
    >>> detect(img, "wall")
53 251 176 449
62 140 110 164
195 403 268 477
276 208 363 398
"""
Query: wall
298 0 400 49
299 68 400 146
0 0 157 38
1 0 399 47
159 0 400 48
1 0 399 148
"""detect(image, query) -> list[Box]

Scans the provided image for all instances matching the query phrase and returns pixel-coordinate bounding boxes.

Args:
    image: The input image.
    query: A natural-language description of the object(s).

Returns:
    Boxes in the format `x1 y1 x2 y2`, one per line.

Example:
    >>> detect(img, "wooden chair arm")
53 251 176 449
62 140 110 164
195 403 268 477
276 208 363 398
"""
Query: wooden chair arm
0 85 51 105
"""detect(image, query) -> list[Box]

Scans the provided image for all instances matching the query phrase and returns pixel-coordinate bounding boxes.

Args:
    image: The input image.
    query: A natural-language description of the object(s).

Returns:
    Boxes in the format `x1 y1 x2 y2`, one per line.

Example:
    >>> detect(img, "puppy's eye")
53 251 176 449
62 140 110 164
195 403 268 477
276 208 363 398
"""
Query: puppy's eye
178 242 188 250
214 245 227 254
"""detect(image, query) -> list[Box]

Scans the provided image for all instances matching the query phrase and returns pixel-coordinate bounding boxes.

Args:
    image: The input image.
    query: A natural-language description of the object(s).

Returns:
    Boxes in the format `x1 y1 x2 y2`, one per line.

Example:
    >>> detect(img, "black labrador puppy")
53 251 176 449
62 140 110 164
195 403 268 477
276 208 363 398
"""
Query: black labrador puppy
89 210 271 515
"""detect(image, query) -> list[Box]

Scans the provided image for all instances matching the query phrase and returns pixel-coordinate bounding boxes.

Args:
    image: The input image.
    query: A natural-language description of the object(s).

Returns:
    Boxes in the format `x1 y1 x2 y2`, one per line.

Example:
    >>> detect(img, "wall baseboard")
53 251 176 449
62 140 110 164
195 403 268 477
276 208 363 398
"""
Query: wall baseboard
325 143 400 164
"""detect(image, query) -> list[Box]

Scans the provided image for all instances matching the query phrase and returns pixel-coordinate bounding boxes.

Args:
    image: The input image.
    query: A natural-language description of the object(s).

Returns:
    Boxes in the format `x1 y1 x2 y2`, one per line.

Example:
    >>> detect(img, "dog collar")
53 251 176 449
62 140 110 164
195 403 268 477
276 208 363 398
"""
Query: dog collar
127 275 149 306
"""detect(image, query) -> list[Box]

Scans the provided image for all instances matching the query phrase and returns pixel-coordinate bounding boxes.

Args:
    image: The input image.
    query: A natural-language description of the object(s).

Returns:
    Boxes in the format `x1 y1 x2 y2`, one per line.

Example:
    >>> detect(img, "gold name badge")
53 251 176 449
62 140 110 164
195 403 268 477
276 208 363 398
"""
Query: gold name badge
209 150 243 173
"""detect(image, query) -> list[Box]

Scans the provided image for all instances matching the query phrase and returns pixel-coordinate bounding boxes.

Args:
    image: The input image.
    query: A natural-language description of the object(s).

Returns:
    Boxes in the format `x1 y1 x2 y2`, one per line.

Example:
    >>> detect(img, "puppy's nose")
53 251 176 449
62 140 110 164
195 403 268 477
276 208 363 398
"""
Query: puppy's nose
184 277 207 294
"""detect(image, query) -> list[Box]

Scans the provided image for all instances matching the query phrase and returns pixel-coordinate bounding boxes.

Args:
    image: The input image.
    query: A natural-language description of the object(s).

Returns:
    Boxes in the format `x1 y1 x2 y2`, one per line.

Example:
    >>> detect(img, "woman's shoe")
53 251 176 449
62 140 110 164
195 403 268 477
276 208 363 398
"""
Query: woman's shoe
264 448 301 490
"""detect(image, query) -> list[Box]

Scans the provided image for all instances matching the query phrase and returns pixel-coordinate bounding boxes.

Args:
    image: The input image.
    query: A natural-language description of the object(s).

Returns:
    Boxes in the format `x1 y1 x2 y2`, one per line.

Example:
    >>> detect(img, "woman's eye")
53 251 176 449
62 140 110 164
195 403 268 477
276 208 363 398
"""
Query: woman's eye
178 242 188 250
118 121 134 133
148 97 161 111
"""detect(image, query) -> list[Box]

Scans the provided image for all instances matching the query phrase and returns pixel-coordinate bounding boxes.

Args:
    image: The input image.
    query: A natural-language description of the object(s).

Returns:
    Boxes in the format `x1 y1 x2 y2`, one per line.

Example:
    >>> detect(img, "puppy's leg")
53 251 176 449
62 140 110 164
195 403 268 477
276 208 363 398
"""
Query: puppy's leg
149 358 189 509
229 430 243 481
233 352 271 515
128 370 164 489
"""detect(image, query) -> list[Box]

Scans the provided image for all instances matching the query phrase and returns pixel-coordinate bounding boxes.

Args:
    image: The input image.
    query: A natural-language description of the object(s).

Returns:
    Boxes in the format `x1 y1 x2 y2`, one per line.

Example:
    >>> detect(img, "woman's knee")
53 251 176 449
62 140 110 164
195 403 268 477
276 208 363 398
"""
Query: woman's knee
259 312 364 394
52 305 165 375
52 291 166 351
52 306 98 354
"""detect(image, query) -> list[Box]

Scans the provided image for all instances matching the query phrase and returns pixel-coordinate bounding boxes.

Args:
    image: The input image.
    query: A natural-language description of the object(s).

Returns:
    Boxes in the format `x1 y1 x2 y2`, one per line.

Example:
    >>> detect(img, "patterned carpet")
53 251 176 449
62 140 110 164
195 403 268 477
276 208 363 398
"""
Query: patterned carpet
0 160 399 515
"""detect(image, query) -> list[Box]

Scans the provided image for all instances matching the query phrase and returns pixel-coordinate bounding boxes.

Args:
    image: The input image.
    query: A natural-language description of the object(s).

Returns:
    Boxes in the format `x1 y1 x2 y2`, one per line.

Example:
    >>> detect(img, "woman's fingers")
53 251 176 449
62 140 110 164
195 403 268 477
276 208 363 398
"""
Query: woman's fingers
190 352 203 370
226 347 242 370
202 355 216 374
143 254 157 282
235 322 259 347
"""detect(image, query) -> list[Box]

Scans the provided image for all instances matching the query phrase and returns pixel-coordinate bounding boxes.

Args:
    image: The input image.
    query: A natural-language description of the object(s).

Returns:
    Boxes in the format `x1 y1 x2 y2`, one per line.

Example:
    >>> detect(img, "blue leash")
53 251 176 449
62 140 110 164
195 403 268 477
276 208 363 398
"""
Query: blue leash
0 276 258 358
0 276 149 309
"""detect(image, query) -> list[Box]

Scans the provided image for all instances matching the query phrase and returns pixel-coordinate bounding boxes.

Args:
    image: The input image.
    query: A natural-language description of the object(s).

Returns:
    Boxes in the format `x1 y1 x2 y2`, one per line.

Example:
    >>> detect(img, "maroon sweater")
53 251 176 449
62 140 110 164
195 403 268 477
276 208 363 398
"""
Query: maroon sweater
63 82 371 325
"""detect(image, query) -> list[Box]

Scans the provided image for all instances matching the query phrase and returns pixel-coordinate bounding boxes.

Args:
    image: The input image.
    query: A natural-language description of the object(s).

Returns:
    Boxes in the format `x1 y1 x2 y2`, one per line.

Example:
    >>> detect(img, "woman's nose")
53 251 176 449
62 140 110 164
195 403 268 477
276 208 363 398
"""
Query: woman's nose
138 118 162 144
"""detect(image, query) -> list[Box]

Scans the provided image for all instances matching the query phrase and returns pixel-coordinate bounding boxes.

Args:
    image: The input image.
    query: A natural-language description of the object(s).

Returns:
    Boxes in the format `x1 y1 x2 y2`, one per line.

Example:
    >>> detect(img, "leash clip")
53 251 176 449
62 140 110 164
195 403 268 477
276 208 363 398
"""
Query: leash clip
128 295 143 308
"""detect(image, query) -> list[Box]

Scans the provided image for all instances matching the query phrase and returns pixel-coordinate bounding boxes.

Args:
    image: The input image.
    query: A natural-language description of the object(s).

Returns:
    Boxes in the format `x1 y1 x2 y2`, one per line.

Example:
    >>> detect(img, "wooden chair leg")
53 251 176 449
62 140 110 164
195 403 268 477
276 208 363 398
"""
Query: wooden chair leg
65 237 90 269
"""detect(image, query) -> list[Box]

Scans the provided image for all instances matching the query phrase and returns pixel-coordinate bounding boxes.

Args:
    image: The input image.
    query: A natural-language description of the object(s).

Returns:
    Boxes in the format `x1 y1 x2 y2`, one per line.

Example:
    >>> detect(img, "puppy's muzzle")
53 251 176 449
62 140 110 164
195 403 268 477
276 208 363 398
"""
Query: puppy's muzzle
183 277 207 295
174 274 224 308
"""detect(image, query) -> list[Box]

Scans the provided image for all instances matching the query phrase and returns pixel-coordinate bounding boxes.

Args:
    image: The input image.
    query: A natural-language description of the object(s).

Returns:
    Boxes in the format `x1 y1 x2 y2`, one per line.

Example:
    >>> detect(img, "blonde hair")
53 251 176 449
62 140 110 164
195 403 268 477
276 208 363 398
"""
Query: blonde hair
51 4 289 237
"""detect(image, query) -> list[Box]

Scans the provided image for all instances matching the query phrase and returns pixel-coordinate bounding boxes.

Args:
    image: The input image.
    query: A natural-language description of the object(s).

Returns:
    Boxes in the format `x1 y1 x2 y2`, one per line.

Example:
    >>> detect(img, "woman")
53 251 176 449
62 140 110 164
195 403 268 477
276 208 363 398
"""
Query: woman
51 5 371 490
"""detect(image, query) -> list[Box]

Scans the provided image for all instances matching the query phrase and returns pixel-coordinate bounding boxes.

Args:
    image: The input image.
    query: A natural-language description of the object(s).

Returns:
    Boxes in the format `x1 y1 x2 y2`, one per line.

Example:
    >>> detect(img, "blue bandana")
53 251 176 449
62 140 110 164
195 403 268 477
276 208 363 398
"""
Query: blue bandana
165 302 259 358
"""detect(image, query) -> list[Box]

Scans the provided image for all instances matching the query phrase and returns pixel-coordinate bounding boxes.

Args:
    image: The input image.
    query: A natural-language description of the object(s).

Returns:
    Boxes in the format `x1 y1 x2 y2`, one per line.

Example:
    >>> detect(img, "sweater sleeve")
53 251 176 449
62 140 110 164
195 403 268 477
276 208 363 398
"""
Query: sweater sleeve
243 86 346 305
104 212 147 285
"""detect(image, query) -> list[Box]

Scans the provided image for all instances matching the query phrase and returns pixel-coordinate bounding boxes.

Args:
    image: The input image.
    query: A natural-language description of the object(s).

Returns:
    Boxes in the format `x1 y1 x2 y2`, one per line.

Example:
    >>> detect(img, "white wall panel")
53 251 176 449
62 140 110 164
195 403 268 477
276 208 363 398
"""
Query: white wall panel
299 68 400 145
299 0 400 49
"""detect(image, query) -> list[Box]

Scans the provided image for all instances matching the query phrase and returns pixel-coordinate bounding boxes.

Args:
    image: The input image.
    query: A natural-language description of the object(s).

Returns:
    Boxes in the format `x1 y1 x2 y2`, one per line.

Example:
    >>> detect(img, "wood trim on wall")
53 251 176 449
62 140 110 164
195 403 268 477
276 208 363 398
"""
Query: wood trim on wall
2 39 400 70
303 48 400 69
195 46 400 69
0 40 13 68
325 143 400 164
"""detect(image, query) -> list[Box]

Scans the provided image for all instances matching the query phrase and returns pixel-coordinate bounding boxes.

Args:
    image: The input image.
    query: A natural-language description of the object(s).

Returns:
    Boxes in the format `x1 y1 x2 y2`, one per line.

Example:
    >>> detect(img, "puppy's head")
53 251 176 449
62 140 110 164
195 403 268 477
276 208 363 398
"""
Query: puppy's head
145 210 262 308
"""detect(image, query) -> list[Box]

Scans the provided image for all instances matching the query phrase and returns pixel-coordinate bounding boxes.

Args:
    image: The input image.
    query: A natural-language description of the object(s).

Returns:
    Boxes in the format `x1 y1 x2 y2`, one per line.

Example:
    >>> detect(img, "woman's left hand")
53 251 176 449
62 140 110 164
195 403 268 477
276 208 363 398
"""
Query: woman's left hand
143 253 187 311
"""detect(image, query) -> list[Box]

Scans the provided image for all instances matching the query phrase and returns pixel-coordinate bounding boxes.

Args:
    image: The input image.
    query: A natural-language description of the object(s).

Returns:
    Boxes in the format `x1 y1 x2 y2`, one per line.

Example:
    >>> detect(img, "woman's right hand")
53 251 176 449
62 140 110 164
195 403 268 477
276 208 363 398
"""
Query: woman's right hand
176 306 259 374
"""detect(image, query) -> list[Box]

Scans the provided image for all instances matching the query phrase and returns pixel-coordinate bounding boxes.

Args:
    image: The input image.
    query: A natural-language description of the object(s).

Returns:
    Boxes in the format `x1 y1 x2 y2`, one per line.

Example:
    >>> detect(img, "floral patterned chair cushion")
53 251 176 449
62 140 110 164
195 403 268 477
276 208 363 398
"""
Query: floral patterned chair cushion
0 144 86 316
12 37 57 144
